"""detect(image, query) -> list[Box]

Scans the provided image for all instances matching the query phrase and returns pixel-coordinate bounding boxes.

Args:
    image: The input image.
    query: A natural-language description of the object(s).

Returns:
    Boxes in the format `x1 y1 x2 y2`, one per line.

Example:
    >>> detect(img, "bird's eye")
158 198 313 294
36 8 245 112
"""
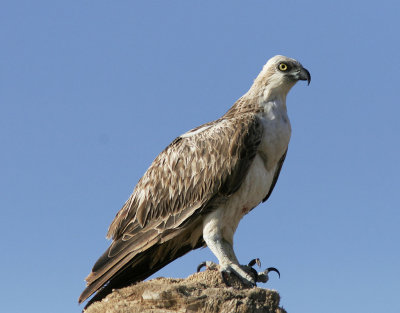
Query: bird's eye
279 63 288 71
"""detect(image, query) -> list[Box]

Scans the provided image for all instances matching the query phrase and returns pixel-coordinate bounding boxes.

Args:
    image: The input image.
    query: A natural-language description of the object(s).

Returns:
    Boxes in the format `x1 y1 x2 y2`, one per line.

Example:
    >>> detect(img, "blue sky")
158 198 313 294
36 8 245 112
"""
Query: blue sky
1 1 399 312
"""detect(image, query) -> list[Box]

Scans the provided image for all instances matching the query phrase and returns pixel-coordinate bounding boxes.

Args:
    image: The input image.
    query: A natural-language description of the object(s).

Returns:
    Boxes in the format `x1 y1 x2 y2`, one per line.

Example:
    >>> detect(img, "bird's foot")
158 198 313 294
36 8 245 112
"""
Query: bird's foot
196 261 219 272
197 258 280 287
245 258 280 283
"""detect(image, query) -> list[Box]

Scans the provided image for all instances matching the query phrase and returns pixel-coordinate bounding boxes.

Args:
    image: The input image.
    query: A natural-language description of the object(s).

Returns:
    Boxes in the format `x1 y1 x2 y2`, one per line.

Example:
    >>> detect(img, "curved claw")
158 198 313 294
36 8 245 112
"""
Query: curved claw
249 267 258 280
197 261 207 272
267 267 281 278
248 258 261 268
220 271 231 287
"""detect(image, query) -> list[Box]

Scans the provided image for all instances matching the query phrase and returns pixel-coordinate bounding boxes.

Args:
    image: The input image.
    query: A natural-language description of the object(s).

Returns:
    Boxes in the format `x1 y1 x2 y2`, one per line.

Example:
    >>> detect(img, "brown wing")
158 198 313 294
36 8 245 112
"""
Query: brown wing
79 113 263 305
262 150 287 202
108 113 264 239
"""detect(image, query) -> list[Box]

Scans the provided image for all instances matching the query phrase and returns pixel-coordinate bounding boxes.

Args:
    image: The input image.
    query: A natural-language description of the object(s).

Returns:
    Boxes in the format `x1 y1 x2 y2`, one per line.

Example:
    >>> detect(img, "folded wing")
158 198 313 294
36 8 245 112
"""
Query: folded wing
79 113 263 305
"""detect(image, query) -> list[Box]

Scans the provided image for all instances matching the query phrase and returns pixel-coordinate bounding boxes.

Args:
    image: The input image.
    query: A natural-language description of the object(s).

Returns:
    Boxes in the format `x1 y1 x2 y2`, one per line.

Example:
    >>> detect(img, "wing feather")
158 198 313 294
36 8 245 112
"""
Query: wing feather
107 113 263 239
80 113 263 304
262 150 287 202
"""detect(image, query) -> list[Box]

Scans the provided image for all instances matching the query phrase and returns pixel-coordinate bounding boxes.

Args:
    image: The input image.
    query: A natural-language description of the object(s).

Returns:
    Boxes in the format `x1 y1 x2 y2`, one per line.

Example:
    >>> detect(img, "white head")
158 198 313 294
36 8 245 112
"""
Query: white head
249 55 311 98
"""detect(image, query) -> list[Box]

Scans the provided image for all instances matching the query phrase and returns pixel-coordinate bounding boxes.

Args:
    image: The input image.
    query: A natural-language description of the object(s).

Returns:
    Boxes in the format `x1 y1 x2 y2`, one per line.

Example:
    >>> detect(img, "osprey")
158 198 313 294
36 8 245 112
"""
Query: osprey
79 55 310 307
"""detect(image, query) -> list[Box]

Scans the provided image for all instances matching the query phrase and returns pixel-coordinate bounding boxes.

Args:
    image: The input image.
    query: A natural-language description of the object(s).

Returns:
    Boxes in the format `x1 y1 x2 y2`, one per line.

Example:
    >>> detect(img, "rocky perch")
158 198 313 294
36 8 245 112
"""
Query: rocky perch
84 268 287 313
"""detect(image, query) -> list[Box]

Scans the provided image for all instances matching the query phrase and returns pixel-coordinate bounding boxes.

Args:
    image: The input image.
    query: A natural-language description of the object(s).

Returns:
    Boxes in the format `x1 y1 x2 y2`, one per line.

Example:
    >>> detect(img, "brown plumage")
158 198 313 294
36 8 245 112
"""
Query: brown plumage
79 55 310 308
79 111 265 306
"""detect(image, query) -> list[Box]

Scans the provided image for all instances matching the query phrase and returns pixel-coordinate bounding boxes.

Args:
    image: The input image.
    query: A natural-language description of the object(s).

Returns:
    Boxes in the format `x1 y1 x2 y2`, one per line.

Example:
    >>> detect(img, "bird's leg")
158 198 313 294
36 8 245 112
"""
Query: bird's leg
206 235 257 287
202 216 257 287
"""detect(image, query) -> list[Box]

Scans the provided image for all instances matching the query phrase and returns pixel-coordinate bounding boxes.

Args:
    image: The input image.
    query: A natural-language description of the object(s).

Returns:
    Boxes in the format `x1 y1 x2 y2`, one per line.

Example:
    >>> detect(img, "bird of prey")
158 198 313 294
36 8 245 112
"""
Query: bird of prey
79 55 310 308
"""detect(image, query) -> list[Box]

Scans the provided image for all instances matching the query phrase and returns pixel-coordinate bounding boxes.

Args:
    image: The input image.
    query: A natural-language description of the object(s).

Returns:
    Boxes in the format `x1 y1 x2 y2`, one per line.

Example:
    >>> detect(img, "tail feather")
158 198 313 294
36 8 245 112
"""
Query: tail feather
79 235 205 308
78 251 133 304
85 235 159 285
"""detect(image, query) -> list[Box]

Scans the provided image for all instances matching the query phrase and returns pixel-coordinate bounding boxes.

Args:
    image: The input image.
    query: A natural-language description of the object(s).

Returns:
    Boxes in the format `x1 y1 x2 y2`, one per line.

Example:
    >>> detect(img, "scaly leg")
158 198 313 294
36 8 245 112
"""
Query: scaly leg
202 213 256 286
202 212 280 286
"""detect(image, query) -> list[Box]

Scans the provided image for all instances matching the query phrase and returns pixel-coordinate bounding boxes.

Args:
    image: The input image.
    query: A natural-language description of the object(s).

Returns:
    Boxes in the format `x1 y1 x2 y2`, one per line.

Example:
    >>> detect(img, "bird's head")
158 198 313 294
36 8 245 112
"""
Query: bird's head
250 55 311 98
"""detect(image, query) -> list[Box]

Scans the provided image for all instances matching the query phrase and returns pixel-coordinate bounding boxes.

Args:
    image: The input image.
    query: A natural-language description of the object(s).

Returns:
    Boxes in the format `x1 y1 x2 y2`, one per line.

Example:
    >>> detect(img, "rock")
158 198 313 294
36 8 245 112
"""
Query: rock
84 268 287 313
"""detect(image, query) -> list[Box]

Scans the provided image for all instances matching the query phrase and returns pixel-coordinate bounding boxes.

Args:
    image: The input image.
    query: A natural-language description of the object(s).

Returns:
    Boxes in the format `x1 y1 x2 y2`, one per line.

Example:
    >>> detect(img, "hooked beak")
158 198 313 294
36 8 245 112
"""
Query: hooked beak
297 67 311 85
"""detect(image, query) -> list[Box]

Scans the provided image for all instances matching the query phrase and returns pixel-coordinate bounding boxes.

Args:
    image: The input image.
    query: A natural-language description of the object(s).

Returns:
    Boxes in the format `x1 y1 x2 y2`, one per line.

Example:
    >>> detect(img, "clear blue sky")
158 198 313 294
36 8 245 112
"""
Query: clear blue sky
1 1 399 312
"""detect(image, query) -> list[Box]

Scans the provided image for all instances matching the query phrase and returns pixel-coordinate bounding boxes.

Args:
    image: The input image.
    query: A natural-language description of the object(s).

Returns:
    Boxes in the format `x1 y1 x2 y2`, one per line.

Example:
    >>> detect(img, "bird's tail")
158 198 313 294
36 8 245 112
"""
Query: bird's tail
79 234 204 310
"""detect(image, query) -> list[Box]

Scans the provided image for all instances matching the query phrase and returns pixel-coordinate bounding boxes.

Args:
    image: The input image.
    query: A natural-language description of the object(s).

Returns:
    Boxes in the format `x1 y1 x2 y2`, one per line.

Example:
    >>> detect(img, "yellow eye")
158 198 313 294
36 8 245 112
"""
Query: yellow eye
279 63 288 71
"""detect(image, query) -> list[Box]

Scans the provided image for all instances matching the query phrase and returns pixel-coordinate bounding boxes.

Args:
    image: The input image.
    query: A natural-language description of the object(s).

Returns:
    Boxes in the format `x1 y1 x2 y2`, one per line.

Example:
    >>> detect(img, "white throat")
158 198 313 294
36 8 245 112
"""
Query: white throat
259 87 289 120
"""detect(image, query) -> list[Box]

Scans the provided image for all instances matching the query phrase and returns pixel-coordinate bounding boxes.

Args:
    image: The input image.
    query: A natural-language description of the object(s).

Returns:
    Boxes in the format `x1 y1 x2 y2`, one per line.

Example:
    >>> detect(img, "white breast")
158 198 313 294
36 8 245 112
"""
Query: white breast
257 99 291 170
211 99 292 243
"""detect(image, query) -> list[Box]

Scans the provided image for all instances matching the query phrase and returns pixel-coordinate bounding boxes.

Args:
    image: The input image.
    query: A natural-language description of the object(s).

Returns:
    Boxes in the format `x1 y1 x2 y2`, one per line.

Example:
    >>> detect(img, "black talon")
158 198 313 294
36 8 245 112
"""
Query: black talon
248 258 261 268
267 267 281 278
197 261 207 272
250 268 258 281
221 271 231 286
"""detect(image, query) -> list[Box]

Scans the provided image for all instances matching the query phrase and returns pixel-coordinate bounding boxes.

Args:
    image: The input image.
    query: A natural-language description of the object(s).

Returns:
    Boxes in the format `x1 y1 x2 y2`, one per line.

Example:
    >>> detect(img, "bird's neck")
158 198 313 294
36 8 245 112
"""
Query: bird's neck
223 85 291 118
245 84 289 114
258 87 288 114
